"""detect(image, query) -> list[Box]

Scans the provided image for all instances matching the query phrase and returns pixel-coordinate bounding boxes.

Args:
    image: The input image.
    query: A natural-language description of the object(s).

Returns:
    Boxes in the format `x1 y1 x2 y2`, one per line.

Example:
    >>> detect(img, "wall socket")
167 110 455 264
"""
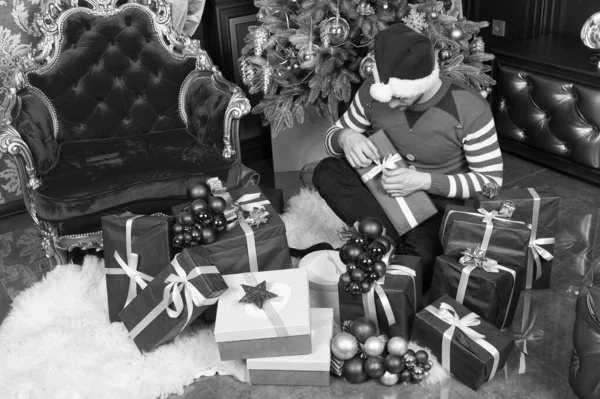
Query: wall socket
492 20 506 37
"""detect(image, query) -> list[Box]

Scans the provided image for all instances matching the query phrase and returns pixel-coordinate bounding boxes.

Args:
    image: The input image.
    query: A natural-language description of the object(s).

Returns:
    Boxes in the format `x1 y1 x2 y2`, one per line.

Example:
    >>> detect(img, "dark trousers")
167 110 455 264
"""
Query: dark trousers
312 157 464 292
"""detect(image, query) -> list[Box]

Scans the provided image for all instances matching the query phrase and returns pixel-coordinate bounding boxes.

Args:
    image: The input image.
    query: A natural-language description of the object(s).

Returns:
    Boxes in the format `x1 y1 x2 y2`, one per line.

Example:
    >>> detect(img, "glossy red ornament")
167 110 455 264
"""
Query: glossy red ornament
351 268 366 282
364 356 385 378
212 214 227 232
384 354 403 374
361 280 372 293
399 368 412 382
373 235 394 253
208 196 227 214
343 243 365 263
339 272 352 287
373 261 387 279
359 217 384 240
180 211 195 226
200 227 216 244
172 223 183 235
346 261 357 273
351 233 368 247
186 181 211 201
190 199 208 214
350 316 378 343
368 241 387 258
357 253 375 270
342 356 368 383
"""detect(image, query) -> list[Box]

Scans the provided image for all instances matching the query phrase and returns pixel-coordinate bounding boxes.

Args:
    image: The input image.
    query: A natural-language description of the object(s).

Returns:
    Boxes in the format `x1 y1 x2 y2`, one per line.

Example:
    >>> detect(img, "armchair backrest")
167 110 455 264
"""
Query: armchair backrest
25 1 197 142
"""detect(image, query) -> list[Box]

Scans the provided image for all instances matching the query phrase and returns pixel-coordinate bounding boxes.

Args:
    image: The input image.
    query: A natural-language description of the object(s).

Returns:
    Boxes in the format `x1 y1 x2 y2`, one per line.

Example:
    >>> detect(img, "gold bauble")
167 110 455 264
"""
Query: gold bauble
387 336 408 357
363 336 385 357
379 371 399 386
331 332 359 360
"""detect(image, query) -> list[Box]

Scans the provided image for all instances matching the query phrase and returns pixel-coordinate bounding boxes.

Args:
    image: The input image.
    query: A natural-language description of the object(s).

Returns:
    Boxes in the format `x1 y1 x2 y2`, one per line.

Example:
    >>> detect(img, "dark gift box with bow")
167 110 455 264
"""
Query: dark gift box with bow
187 185 292 275
338 255 422 340
412 295 514 391
119 249 228 352
356 130 437 236
429 253 525 329
474 187 559 289
102 213 175 322
439 205 531 269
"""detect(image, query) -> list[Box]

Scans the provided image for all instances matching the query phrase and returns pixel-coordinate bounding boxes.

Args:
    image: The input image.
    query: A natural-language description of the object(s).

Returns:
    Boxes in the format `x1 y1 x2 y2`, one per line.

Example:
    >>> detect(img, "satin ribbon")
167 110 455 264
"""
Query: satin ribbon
104 215 153 307
525 188 555 289
242 272 289 337
425 303 500 381
362 264 417 334
456 250 518 329
309 252 345 292
514 295 544 373
128 255 220 339
442 209 525 252
234 192 273 273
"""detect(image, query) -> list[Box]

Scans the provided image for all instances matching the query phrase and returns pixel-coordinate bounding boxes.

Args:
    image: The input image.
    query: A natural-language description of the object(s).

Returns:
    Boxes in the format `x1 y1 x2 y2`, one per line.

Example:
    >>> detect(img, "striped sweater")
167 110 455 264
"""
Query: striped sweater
325 77 503 198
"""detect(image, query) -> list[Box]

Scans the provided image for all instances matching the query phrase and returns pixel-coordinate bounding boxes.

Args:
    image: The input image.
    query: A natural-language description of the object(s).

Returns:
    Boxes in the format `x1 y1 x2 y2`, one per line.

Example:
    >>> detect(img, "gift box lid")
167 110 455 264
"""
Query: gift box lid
298 250 345 292
440 205 530 236
247 308 333 371
214 268 311 342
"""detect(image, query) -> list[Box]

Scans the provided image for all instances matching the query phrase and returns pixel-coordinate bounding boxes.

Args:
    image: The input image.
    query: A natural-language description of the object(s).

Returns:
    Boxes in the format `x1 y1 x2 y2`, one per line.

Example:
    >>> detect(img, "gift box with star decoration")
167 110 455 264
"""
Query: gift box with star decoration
214 268 312 361
186 185 292 276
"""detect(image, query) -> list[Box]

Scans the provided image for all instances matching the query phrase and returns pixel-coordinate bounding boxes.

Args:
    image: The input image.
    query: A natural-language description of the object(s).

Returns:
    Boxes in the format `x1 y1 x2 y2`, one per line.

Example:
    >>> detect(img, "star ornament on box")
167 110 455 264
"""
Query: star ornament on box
239 280 278 309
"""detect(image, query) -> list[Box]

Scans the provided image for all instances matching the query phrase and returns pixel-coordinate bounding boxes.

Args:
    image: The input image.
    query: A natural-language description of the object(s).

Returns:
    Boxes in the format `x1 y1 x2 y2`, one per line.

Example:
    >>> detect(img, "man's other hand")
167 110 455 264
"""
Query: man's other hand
381 168 432 197
339 130 380 168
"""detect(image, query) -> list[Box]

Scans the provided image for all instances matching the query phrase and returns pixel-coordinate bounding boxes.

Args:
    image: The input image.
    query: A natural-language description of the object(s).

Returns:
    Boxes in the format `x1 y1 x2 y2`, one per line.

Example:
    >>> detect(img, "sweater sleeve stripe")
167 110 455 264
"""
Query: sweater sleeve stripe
463 119 495 142
350 99 370 126
324 90 371 156
467 173 482 192
325 126 344 156
463 134 498 152
447 175 458 197
466 148 502 164
457 174 471 198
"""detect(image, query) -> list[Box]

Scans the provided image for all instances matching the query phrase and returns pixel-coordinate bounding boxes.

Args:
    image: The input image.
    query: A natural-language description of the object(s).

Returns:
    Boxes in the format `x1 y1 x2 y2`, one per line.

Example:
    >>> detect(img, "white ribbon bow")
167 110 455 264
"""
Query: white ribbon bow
360 154 402 184
525 188 556 288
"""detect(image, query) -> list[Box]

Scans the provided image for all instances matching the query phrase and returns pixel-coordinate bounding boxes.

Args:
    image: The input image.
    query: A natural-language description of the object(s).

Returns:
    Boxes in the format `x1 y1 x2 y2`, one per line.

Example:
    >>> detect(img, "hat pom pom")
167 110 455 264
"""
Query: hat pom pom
370 82 393 103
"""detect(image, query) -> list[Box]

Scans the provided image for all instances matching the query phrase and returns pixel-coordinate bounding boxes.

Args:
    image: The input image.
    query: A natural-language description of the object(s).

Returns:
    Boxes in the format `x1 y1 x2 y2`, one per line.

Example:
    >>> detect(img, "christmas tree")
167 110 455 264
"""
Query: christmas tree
240 0 495 136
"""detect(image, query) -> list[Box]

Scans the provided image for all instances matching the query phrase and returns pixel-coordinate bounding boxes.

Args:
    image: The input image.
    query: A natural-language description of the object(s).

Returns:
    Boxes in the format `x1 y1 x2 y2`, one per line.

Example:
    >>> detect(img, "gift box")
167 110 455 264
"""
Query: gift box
412 295 514 390
474 187 559 289
118 249 228 352
429 254 525 329
247 308 333 386
356 130 437 236
338 255 422 340
298 250 344 331
214 268 312 361
513 293 545 374
102 212 175 322
439 205 531 269
187 185 292 275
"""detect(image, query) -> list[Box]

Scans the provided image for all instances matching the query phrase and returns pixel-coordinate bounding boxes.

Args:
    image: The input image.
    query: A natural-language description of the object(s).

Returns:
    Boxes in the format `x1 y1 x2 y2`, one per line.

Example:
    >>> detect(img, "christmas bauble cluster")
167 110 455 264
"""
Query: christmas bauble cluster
331 317 433 385
338 217 394 297
172 182 228 248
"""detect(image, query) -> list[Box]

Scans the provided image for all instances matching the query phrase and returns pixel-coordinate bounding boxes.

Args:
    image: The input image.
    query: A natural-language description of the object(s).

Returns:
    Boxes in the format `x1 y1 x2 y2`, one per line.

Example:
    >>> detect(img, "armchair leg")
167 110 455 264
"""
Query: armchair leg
37 222 67 266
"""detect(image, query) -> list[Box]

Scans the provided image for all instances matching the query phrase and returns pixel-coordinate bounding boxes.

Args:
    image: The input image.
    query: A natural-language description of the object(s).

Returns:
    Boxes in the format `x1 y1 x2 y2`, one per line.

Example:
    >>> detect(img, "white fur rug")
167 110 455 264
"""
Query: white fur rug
0 188 445 398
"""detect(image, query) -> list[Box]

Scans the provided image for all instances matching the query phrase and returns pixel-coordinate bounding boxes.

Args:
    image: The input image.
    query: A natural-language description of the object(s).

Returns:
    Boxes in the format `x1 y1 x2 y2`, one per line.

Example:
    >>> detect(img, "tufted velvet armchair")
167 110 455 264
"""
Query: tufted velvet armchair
0 0 254 264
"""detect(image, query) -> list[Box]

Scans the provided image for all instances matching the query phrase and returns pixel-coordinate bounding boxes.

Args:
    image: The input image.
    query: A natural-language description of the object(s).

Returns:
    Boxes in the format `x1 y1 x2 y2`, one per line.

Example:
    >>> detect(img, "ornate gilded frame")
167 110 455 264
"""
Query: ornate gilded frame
0 0 250 264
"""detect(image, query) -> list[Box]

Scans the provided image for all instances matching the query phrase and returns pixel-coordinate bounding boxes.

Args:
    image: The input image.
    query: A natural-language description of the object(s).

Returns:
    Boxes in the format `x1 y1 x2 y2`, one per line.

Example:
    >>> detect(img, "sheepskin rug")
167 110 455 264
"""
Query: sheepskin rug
0 188 446 399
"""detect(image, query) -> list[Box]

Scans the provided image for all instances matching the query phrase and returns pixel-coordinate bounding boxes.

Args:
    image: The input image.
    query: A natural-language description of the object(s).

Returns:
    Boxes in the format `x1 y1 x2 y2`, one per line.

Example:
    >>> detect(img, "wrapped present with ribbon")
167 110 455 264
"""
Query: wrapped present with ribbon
118 249 229 352
355 130 437 236
101 212 175 322
188 185 292 275
429 253 525 329
214 268 312 360
474 187 559 289
513 293 544 374
439 205 531 269
247 308 333 386
338 255 422 340
412 295 514 391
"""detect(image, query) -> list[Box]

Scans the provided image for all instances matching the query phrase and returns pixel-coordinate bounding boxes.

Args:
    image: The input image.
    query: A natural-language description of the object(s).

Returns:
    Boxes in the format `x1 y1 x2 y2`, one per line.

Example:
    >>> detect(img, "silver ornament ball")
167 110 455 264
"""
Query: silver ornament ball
363 336 386 357
450 27 464 40
331 332 359 360
403 353 417 369
379 371 399 386
387 336 409 357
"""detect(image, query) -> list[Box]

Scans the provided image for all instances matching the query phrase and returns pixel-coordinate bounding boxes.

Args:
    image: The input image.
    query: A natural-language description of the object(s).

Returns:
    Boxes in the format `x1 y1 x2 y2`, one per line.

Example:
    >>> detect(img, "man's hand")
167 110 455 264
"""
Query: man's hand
339 129 380 168
382 168 431 197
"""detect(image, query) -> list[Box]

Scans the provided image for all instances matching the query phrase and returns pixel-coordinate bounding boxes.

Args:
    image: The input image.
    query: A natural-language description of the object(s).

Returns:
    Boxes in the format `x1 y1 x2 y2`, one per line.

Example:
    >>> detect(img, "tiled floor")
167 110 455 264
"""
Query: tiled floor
0 152 598 398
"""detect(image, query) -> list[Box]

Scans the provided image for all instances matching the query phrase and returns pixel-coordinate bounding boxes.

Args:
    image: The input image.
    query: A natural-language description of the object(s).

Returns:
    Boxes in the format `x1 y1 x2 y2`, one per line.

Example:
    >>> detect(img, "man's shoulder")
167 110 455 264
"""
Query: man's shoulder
446 80 492 122
357 76 376 103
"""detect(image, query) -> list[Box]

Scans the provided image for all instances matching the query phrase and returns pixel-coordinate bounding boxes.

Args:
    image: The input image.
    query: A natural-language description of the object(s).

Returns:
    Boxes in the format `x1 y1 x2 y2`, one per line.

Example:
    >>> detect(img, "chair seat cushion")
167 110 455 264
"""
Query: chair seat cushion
34 129 234 221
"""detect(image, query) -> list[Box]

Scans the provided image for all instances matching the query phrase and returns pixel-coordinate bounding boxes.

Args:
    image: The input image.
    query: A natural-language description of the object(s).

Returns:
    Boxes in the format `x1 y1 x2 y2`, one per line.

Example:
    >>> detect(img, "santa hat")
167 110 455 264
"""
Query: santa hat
370 23 440 103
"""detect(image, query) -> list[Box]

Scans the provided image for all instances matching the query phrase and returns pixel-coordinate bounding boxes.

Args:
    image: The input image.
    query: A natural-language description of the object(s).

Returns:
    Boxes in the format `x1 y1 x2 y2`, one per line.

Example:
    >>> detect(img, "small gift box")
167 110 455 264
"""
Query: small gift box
188 185 292 275
412 295 514 391
474 187 559 289
247 308 333 386
356 130 437 236
429 253 525 329
214 268 312 361
101 212 175 322
118 249 228 352
439 205 531 269
338 255 422 340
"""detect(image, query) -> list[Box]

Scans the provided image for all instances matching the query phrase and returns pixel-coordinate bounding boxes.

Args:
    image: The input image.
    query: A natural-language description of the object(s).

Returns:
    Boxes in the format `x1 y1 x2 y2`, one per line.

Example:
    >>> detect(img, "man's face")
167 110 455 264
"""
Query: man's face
388 94 422 110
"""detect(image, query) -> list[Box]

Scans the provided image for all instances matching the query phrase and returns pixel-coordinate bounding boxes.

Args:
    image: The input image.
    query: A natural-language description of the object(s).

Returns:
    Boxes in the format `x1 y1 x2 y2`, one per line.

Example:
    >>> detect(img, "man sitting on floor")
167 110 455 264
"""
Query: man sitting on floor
312 23 503 291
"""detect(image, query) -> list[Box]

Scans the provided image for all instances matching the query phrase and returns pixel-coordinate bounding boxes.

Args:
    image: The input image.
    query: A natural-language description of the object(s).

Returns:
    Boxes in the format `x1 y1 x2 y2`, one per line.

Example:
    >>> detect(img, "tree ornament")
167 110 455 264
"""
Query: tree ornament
363 336 386 357
191 228 202 242
359 52 376 79
342 356 368 383
402 8 428 33
298 43 319 62
351 268 366 283
373 235 394 253
190 199 208 214
212 214 227 232
449 26 465 40
349 317 378 343
180 211 195 226
470 36 485 53
172 223 183 235
439 48 452 61
382 2 389 10
173 234 184 247
443 0 453 11
384 354 404 373
356 1 375 16
331 332 359 360
194 208 212 224
200 227 216 244
416 350 429 364
368 241 387 258
239 57 254 86
403 352 417 369
357 253 376 270
323 17 350 46
346 262 357 273
360 280 372 293
183 232 193 243
341 243 365 263
256 8 266 22
399 368 412 382
364 356 385 378
379 371 399 386
411 365 425 381
359 217 384 241
239 280 278 309
480 86 492 98
351 233 368 247
373 261 387 279
208 196 227 214
429 11 438 19
262 65 272 94
348 282 362 295
254 27 268 56
186 181 210 201
339 272 352 287
387 336 408 357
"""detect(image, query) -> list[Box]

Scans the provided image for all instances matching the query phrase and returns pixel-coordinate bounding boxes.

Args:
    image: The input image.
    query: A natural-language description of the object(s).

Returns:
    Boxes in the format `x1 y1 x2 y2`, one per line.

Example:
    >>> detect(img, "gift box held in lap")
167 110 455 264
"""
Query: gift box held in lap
188 185 292 274
439 205 531 269
412 295 514 391
102 212 175 322
247 308 333 386
338 255 422 340
118 249 228 352
474 187 559 289
214 268 312 361
356 130 437 236
429 254 525 329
